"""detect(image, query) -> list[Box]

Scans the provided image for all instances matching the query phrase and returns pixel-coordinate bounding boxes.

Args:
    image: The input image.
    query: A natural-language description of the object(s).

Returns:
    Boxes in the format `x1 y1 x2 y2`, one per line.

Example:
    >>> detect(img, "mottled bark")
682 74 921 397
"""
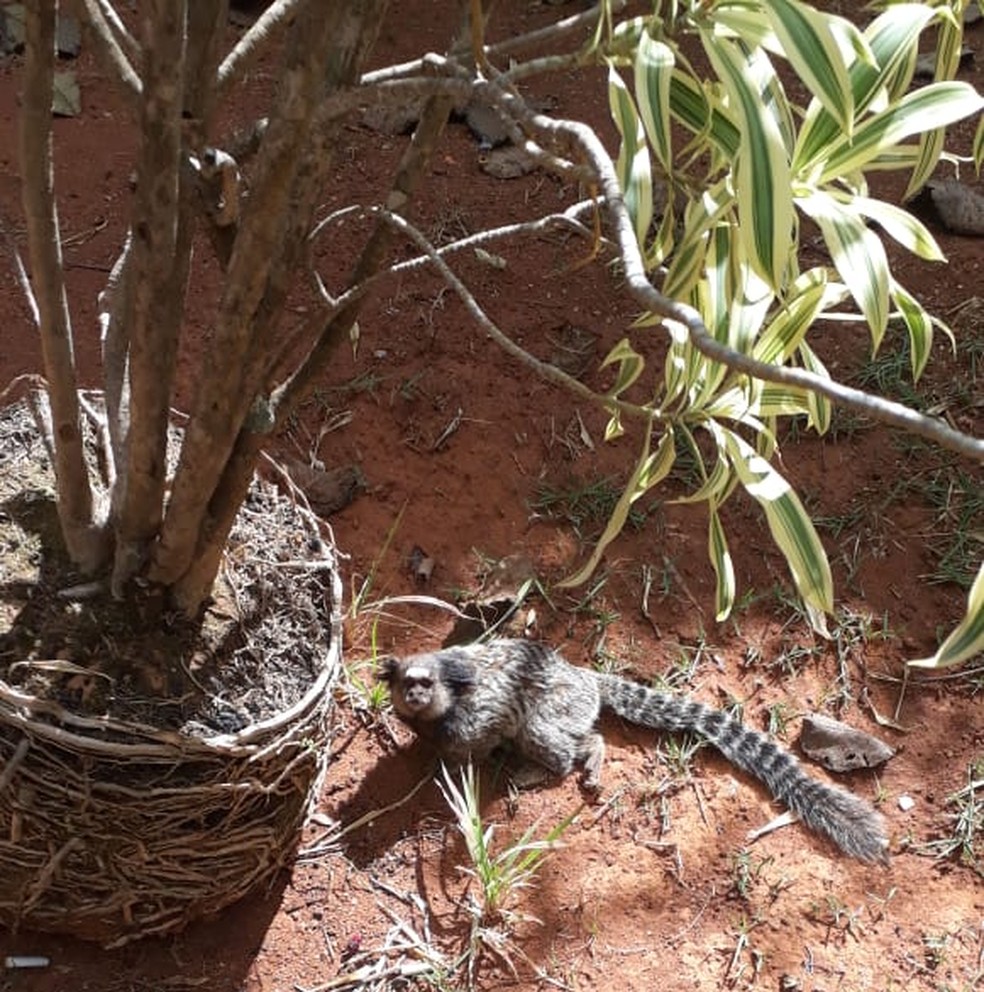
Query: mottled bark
110 0 188 590
167 0 394 611
171 87 451 612
154 0 390 596
19 0 106 571
107 1 228 594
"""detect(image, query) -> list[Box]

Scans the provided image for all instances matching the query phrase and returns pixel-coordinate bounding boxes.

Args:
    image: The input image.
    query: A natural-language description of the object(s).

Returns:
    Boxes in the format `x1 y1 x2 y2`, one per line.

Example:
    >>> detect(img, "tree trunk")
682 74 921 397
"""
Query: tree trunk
20 0 106 572
111 0 188 589
151 0 388 590
170 87 455 611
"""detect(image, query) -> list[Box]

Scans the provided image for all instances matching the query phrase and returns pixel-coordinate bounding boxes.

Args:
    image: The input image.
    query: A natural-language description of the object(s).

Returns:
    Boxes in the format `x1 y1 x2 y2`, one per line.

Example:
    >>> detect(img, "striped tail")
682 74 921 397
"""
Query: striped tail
599 677 889 863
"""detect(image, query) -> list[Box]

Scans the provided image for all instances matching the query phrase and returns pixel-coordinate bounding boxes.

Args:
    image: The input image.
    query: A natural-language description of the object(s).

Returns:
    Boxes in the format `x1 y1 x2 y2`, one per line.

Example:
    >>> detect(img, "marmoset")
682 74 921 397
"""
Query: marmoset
381 638 888 863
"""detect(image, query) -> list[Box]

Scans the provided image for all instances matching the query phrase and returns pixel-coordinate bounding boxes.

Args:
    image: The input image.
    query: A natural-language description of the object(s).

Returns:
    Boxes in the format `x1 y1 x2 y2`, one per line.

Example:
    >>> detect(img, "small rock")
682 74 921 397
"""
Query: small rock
898 794 916 812
0 3 25 54
283 460 366 517
799 713 895 772
465 98 511 149
479 145 537 180
361 100 420 136
927 179 984 236
55 13 80 58
914 46 973 79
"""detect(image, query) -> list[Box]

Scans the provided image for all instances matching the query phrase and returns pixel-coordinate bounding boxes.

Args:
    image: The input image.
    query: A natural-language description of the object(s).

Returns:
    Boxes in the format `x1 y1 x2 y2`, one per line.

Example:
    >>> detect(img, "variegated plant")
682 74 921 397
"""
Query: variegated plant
570 0 984 664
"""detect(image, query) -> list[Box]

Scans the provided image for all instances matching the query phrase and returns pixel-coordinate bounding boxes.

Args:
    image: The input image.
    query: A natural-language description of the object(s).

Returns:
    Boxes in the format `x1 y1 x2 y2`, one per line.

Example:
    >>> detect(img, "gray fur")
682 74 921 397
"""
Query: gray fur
381 638 889 864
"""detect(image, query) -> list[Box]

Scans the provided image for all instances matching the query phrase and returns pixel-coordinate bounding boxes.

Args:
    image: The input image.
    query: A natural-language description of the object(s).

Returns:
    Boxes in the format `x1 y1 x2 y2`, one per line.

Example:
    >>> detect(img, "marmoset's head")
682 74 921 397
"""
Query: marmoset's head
380 652 476 722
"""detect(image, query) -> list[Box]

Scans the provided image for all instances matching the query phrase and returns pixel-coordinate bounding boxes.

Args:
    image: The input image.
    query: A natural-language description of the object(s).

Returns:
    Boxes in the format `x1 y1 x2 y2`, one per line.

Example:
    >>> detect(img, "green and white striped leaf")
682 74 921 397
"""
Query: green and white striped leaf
847 194 944 261
673 434 733 505
709 4 775 50
702 32 794 290
909 560 984 669
647 194 677 267
905 127 947 202
764 0 854 135
742 37 796 155
635 33 675 173
608 66 653 248
708 501 736 622
796 189 890 348
818 82 983 183
690 225 735 408
865 146 924 172
663 318 691 406
890 279 933 382
721 427 833 626
752 267 829 365
662 225 711 302
729 258 775 356
974 114 984 173
669 67 741 159
602 337 646 398
798 341 832 433
794 4 939 172
902 2 962 200
705 380 814 424
604 407 624 443
605 15 647 62
559 427 676 588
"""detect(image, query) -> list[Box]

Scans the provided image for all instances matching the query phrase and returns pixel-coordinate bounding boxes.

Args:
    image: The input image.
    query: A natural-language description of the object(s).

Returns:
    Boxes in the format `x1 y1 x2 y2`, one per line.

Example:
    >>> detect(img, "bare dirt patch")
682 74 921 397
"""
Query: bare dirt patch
1 2 982 991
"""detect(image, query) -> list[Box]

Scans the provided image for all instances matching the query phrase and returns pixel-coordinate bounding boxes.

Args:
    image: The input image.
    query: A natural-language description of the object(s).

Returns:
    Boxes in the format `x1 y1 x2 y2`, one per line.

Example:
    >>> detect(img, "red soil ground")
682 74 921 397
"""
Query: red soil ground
0 3 982 990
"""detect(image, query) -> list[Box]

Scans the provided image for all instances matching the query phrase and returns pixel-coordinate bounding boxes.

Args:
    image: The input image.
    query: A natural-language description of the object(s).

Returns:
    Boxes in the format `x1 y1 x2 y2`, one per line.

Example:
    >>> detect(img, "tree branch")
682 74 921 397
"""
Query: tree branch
368 207 654 421
479 82 984 463
77 0 141 103
216 0 306 101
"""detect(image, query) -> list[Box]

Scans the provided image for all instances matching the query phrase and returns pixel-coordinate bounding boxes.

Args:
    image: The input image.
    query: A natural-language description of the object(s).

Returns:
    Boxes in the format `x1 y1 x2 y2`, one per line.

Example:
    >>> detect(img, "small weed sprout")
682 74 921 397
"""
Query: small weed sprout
730 850 772 900
655 732 705 778
912 761 983 870
765 702 795 739
729 850 791 906
437 762 570 926
724 914 765 984
344 656 390 713
808 895 866 942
